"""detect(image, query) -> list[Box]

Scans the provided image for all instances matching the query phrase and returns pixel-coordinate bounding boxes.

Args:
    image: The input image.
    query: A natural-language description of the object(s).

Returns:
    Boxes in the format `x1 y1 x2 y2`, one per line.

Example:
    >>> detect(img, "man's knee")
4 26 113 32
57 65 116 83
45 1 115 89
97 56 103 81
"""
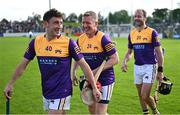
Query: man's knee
88 104 96 114
96 103 108 114
141 94 150 102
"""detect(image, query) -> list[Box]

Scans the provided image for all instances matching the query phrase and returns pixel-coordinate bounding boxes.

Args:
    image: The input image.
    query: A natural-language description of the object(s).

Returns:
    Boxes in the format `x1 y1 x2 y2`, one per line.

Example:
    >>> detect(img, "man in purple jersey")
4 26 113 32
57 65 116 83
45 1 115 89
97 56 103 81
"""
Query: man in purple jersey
121 9 164 115
72 11 119 115
4 9 101 114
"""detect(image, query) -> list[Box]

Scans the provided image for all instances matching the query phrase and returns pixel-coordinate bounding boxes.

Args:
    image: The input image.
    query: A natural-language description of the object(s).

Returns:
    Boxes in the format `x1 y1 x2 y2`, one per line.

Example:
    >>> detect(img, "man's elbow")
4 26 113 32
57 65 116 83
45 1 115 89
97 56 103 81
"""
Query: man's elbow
115 52 120 65
114 57 119 65
111 54 119 65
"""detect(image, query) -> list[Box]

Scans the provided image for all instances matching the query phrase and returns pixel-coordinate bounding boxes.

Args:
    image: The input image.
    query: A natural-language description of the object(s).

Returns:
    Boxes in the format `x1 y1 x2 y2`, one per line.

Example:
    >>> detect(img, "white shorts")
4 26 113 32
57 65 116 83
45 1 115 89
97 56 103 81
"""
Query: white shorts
99 83 114 104
134 64 157 84
43 95 71 111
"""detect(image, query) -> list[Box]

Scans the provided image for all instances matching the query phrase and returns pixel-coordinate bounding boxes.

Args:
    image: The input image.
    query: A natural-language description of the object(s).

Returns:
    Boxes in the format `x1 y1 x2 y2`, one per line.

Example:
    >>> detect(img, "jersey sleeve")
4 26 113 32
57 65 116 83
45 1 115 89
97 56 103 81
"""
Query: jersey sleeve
69 39 83 61
152 30 161 47
24 39 36 60
128 34 133 49
101 34 116 56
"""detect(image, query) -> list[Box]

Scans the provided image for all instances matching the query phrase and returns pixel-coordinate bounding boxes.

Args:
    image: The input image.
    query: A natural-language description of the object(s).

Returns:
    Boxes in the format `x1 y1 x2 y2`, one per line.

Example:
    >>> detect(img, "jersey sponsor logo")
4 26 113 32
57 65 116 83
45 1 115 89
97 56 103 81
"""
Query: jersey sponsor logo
39 59 58 65
55 50 62 54
143 38 148 41
133 44 145 49
94 46 99 50
84 55 98 61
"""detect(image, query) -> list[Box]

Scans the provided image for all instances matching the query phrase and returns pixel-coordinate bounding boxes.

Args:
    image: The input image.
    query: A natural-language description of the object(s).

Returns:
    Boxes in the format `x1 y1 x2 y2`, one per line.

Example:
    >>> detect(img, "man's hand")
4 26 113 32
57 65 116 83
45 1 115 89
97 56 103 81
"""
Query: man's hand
4 84 13 100
72 75 79 86
121 63 128 72
92 88 101 102
156 72 163 83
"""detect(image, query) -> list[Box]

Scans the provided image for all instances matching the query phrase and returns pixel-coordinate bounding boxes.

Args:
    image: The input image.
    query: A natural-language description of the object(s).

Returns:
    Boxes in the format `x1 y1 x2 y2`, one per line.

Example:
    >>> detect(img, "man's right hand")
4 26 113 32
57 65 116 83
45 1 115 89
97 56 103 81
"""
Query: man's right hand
121 63 128 72
72 75 79 86
92 87 101 102
4 84 13 100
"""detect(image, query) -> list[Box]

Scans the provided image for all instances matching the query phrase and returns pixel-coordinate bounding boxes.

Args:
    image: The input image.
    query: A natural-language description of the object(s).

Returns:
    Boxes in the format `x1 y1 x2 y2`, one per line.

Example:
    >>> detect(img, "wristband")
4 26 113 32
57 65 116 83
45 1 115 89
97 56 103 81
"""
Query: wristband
158 66 163 72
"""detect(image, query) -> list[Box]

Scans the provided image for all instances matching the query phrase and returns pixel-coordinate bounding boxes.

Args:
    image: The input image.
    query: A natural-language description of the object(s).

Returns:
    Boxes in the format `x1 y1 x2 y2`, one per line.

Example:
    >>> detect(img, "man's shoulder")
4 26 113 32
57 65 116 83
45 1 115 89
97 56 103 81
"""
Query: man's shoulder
146 26 156 31
79 33 86 39
130 27 137 33
60 34 71 41
78 33 87 44
97 31 105 35
35 34 45 40
96 31 106 42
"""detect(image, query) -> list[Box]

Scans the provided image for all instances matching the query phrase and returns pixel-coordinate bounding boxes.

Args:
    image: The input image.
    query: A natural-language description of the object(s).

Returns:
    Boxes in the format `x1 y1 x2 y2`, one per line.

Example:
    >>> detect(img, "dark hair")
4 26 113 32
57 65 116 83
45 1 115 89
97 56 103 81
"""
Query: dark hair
43 8 63 21
83 11 98 22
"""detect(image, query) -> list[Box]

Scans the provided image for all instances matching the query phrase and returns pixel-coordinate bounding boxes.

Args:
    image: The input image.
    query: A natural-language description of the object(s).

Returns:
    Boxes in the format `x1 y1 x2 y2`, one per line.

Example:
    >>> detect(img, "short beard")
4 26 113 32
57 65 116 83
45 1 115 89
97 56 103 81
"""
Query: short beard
134 20 143 27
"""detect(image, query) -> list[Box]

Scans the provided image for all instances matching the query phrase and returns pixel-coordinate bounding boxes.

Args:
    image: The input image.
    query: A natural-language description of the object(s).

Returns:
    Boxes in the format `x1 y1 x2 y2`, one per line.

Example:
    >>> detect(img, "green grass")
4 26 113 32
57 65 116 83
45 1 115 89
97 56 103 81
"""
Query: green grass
0 37 180 114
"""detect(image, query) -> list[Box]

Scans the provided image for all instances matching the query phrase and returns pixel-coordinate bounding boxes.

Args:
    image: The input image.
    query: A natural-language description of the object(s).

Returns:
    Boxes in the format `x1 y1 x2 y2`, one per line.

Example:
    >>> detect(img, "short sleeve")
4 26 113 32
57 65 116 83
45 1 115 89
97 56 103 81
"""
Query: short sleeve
69 39 83 61
128 34 133 49
24 39 36 60
101 35 116 56
152 30 161 47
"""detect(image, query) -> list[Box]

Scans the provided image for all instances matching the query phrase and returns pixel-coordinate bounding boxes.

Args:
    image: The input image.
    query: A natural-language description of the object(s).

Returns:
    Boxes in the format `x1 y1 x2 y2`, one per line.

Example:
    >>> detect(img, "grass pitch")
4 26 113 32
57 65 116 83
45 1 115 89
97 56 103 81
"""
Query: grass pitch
0 37 180 114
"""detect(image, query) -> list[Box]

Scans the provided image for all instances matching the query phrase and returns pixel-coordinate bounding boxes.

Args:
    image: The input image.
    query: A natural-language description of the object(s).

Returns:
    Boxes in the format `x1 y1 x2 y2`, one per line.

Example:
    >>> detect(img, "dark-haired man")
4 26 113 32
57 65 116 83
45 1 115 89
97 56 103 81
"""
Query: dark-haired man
4 9 101 114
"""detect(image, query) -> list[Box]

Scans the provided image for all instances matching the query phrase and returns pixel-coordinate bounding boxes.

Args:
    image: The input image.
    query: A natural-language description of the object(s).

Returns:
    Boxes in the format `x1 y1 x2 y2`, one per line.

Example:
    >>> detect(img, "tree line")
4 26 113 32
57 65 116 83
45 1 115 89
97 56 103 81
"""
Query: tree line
0 8 180 34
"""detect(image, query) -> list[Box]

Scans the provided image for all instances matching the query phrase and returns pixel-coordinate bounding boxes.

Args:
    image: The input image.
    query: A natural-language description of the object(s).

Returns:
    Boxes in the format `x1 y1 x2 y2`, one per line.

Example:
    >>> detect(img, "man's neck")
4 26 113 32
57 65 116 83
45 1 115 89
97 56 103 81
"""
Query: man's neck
87 30 98 38
45 34 58 41
136 24 147 32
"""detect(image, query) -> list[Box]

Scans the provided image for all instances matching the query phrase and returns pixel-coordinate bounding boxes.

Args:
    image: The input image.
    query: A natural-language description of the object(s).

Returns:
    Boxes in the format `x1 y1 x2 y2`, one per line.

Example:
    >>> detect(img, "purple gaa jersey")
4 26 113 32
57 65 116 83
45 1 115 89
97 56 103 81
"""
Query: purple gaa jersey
128 27 161 65
78 31 116 86
24 34 83 99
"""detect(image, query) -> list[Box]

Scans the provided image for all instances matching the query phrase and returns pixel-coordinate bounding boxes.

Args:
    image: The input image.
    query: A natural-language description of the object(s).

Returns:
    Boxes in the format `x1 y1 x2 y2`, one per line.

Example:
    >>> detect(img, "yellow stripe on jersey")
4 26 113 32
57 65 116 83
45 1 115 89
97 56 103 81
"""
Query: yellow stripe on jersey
105 43 114 52
35 34 70 57
130 27 154 44
25 47 29 53
78 31 104 53
74 46 80 54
